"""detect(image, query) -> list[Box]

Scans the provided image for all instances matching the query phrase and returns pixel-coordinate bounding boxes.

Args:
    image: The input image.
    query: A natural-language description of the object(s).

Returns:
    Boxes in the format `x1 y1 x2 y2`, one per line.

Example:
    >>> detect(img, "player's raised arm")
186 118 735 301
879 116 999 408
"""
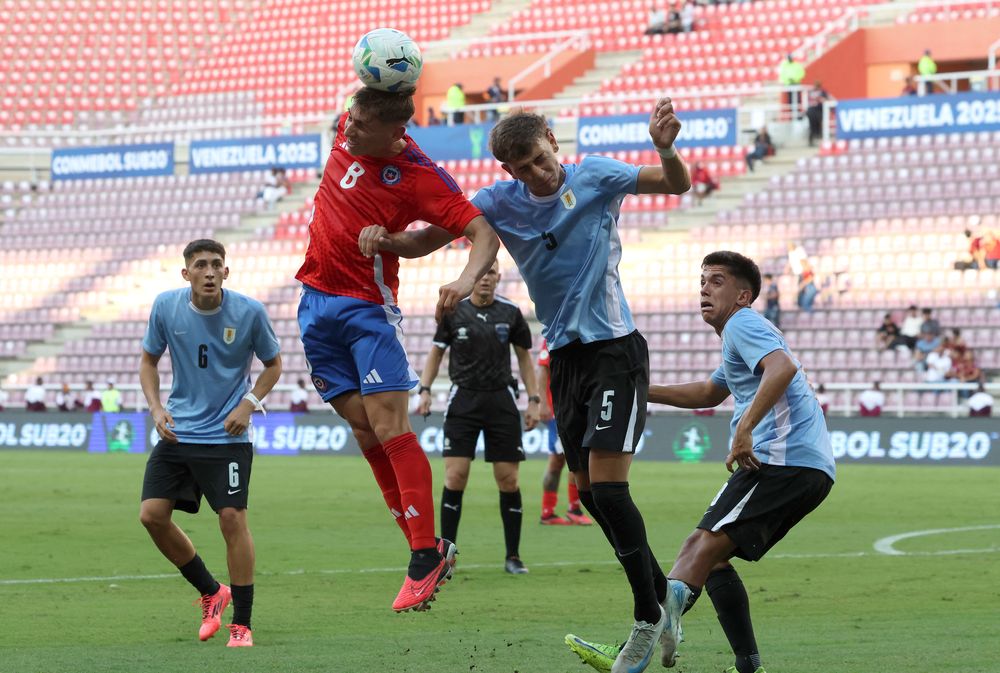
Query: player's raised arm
435 215 500 322
649 379 729 408
636 96 691 195
359 223 458 259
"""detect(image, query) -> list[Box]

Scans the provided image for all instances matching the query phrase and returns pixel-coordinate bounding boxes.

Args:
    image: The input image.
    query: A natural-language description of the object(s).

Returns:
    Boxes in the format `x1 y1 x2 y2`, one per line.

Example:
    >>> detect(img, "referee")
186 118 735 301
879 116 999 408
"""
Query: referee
417 261 540 574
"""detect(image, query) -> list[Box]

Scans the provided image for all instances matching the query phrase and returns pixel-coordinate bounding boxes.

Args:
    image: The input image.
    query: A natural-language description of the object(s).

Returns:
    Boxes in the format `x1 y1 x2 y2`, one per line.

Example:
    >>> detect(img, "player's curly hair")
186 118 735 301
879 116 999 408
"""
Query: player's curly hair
183 239 226 264
488 111 550 163
702 251 762 302
353 87 415 124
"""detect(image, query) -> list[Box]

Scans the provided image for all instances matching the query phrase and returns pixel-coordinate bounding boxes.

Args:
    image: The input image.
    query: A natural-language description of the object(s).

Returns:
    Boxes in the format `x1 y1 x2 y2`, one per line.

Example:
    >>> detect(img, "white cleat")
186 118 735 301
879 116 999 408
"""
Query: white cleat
611 605 666 673
659 580 691 667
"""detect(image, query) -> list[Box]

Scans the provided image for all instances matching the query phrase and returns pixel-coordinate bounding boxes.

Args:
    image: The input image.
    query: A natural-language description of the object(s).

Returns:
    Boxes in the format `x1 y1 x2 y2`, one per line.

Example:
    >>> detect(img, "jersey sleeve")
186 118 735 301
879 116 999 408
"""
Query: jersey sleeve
582 155 641 196
251 304 281 362
470 187 495 224
709 365 728 389
141 295 167 356
416 168 482 237
432 313 452 349
725 313 784 375
510 308 532 350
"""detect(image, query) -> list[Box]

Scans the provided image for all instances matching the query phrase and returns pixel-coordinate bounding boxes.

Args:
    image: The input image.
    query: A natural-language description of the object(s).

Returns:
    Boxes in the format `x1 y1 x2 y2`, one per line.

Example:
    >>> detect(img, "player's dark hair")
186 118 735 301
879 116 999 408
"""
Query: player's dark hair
183 239 226 264
489 112 549 163
353 87 414 124
702 250 762 303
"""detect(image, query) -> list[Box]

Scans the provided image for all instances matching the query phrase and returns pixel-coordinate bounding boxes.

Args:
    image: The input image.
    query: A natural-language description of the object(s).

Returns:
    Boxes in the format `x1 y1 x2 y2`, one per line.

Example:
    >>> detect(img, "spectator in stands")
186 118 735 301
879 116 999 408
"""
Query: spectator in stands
815 383 831 416
680 0 696 32
83 380 102 412
917 49 937 92
101 379 122 413
690 161 719 206
923 342 952 385
900 304 922 349
258 167 291 208
967 383 993 417
875 313 906 350
964 228 988 269
797 258 819 312
487 76 503 121
446 82 466 124
762 273 781 328
745 126 774 172
645 5 668 34
901 76 919 96
948 351 982 398
25 376 46 412
920 307 941 337
665 4 683 33
427 106 442 126
805 81 830 147
947 328 968 359
55 382 82 412
778 54 805 113
857 381 885 417
786 241 807 277
983 229 1000 269
912 328 943 371
290 378 310 413
0 384 8 411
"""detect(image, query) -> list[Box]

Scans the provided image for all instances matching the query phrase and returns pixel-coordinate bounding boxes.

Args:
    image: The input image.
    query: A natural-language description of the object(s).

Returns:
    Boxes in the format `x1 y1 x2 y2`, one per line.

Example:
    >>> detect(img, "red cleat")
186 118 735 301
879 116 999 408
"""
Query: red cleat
392 548 455 613
196 584 231 641
540 513 572 525
226 623 253 647
566 509 594 526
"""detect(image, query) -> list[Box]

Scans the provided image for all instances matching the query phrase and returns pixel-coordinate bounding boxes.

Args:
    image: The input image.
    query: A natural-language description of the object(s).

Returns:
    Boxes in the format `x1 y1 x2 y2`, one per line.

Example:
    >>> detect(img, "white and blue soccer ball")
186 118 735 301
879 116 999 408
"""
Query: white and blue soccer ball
352 28 423 93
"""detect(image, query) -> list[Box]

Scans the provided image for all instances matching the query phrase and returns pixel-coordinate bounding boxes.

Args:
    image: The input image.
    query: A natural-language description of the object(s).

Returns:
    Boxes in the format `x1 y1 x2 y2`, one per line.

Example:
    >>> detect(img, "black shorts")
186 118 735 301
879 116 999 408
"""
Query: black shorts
141 441 254 514
698 464 833 562
443 386 525 462
549 331 649 473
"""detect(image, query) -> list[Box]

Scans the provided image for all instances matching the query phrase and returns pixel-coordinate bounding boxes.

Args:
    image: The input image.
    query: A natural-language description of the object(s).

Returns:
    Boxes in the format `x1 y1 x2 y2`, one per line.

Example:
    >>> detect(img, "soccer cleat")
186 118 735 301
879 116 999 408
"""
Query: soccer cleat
504 556 529 574
540 513 573 525
723 668 766 673
437 537 458 570
392 547 455 613
565 634 622 673
660 579 692 667
566 508 594 525
226 623 253 647
612 605 666 673
196 583 231 641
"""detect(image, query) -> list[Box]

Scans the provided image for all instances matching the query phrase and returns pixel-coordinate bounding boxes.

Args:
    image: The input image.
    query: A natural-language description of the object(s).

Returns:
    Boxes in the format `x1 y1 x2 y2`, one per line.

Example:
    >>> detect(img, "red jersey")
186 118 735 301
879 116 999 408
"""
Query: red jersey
537 338 554 410
296 115 481 305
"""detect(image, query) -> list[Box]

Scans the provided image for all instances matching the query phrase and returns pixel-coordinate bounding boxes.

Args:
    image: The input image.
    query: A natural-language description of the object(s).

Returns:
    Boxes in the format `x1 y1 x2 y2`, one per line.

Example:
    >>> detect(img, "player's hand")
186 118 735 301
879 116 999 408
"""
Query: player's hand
436 277 474 322
358 224 391 258
416 389 432 417
538 401 553 422
523 403 540 431
223 400 255 436
649 97 682 152
152 407 177 443
725 425 761 473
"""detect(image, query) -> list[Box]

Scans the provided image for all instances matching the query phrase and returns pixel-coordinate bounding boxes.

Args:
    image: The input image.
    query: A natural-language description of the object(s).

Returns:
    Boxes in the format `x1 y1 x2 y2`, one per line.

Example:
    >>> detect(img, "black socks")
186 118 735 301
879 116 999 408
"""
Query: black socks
707 566 761 673
231 584 254 628
440 486 464 544
499 489 523 559
179 554 219 597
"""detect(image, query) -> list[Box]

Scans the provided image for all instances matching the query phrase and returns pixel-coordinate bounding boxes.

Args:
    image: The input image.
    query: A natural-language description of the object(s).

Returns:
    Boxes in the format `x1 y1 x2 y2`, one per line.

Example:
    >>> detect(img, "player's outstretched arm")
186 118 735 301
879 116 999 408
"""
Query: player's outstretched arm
140 349 177 443
436 216 500 322
514 345 541 430
726 349 797 473
636 96 691 195
359 224 457 259
416 346 446 416
649 379 729 408
224 355 282 436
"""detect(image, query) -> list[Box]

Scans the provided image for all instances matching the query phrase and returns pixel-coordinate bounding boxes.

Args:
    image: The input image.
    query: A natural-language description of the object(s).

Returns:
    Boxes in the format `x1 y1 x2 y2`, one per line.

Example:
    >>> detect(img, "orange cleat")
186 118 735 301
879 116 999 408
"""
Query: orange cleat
226 623 253 647
392 549 455 613
540 513 572 525
566 509 594 526
196 584 231 641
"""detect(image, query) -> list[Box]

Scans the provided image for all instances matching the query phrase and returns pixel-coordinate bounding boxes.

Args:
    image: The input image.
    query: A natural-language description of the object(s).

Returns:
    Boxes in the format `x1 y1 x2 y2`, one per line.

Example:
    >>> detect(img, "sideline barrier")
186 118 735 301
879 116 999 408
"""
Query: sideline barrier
1 412 996 466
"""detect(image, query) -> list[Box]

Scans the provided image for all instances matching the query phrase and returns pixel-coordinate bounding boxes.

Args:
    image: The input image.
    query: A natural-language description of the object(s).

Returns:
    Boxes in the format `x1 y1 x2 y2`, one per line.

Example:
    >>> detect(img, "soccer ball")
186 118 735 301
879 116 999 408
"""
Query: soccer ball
352 28 423 93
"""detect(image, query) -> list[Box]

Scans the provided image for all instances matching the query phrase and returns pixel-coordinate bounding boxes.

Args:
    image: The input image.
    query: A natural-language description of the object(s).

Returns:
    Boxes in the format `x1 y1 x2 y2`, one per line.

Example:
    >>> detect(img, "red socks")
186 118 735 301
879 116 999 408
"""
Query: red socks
541 490 558 518
568 481 581 512
361 444 412 546
381 432 436 550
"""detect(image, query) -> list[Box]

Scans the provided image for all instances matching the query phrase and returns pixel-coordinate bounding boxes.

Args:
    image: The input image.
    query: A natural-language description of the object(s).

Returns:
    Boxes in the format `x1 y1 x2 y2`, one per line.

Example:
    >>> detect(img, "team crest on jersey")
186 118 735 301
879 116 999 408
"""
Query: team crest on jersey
223 327 237 344
560 189 577 210
494 322 510 344
380 165 402 185
457 326 469 341
312 376 327 392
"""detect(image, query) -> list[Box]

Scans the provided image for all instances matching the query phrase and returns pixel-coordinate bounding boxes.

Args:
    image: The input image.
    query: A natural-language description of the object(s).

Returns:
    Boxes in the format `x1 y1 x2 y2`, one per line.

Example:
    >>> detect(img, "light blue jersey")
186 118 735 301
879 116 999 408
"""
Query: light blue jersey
143 288 280 443
472 155 640 349
710 308 836 480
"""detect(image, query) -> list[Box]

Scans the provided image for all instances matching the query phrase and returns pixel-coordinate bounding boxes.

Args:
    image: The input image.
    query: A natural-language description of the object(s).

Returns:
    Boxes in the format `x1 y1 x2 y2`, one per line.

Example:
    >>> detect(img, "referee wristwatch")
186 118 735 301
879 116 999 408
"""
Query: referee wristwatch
418 385 431 395
528 395 541 404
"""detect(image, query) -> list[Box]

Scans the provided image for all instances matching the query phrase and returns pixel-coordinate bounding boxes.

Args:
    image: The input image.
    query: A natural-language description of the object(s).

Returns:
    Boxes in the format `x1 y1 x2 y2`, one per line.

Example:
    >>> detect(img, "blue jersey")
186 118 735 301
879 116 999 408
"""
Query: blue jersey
710 308 836 480
142 288 281 443
472 155 640 349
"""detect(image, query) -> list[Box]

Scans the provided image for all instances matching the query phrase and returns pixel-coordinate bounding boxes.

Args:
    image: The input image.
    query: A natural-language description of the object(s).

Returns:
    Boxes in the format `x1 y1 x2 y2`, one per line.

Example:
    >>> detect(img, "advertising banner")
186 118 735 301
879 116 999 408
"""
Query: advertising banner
577 109 738 152
51 142 174 181
835 91 1000 140
406 122 495 162
188 134 322 173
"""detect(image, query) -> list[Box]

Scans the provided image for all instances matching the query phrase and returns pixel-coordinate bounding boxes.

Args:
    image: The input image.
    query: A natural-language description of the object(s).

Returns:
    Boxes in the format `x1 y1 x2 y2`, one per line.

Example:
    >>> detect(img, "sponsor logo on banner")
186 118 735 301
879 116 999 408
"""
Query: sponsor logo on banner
828 429 997 462
835 91 1000 139
577 109 738 151
51 143 174 181
189 134 322 173
672 422 711 463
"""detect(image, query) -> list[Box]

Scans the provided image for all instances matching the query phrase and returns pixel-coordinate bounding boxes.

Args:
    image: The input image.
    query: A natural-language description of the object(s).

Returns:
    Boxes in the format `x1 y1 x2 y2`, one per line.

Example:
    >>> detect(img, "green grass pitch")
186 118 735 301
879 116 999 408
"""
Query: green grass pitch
1 451 998 673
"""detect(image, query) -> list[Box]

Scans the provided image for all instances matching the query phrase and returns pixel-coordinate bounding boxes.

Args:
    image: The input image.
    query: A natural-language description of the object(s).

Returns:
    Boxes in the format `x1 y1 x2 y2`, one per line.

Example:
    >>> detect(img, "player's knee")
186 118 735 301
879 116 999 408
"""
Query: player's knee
496 472 519 492
139 504 169 531
445 470 469 490
217 508 248 537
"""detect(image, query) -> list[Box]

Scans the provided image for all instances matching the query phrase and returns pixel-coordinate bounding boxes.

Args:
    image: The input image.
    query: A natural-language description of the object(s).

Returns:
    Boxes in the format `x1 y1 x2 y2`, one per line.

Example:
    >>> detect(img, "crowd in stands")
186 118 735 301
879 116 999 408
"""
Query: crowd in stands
13 378 119 413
